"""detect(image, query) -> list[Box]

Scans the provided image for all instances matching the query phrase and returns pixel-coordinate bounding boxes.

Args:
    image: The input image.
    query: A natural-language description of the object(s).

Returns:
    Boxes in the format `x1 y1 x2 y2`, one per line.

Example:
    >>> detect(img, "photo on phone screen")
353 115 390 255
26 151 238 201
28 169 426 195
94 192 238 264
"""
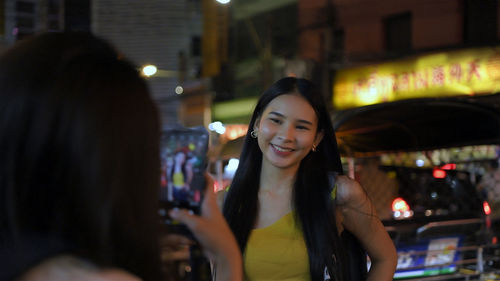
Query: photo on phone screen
159 125 209 216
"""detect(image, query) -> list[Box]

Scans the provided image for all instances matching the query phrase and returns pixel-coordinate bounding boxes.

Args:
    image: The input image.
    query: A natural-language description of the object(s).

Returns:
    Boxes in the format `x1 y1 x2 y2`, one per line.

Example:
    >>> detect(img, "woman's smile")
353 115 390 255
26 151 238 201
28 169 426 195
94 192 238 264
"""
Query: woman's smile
270 143 295 155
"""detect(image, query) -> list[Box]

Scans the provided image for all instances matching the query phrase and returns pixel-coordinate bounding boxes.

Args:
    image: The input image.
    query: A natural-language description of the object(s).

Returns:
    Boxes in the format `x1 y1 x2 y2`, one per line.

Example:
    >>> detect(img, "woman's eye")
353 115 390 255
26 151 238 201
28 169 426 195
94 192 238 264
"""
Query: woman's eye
296 125 310 130
270 118 281 124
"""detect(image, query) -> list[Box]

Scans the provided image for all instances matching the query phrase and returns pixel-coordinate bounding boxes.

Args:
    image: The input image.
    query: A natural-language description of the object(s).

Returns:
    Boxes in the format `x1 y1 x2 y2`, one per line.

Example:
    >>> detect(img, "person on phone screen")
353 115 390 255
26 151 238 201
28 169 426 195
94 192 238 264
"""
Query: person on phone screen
171 149 194 203
222 77 397 281
0 32 242 281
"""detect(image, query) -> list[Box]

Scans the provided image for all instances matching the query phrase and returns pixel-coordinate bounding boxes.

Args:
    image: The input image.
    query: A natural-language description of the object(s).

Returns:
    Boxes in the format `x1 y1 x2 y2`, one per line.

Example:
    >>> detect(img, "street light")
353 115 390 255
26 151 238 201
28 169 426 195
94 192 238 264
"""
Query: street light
208 121 226 135
216 0 230 4
142 64 157 77
140 65 179 78
175 86 184 95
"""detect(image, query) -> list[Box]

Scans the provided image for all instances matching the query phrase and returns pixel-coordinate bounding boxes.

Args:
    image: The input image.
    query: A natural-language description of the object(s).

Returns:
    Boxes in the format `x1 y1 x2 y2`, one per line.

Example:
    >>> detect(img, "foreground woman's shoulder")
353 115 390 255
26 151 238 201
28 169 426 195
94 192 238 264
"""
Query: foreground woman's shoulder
17 255 142 281
98 269 142 281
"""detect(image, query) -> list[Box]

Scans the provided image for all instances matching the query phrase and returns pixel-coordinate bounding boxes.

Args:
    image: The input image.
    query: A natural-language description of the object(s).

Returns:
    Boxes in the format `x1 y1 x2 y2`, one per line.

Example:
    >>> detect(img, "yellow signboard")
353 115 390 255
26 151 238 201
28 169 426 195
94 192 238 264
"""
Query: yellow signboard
333 47 500 109
212 97 258 124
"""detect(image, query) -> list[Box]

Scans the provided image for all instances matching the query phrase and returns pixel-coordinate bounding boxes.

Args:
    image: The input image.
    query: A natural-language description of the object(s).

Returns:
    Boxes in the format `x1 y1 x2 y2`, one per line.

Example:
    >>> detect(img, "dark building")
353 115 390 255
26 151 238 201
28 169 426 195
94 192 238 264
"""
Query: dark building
298 0 500 107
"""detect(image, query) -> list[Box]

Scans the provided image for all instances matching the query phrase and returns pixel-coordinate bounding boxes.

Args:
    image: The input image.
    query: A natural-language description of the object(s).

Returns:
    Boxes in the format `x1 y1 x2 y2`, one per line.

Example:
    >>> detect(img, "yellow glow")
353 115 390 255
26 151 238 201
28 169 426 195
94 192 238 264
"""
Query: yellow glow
333 47 500 109
221 124 248 141
212 97 258 122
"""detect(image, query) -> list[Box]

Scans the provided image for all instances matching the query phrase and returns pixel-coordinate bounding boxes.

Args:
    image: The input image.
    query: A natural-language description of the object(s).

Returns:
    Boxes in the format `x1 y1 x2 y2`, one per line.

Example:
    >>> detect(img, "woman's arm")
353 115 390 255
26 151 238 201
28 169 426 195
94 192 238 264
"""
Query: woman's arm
336 175 397 281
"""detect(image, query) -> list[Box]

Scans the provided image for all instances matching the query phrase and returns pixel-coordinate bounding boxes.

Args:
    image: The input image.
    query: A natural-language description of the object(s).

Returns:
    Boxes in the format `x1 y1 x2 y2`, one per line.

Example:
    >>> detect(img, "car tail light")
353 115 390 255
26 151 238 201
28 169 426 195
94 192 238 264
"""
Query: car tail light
483 201 492 215
393 197 409 212
433 168 446 178
392 197 413 219
432 164 455 178
441 163 456 170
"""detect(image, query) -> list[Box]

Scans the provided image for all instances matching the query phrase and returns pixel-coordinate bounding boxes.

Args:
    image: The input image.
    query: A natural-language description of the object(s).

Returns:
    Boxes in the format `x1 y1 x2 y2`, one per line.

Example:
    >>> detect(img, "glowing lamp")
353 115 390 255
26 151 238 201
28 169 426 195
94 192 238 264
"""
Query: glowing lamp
483 201 492 215
142 64 157 76
392 197 410 213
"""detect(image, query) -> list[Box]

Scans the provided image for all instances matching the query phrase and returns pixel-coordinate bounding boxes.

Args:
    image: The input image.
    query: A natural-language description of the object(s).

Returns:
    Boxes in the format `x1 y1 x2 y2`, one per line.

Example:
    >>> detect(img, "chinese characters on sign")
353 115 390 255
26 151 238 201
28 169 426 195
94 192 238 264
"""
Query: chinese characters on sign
333 48 500 109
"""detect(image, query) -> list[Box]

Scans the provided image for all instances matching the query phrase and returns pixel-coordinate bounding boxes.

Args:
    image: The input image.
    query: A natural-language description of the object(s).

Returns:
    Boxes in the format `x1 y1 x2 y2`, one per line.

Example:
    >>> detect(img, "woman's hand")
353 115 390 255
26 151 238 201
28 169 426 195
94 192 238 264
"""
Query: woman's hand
168 174 243 281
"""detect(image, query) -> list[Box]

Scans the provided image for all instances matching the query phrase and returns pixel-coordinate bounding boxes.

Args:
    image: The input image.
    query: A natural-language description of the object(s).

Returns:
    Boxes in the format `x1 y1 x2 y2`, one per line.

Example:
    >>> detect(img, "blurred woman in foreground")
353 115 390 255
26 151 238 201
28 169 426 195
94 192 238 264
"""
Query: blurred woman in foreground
0 32 242 281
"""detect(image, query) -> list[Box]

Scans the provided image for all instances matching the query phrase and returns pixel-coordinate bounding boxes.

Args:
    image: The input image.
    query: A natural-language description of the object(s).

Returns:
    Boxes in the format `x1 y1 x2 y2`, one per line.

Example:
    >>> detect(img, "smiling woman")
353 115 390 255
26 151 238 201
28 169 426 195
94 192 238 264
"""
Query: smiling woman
222 77 397 281
254 94 323 172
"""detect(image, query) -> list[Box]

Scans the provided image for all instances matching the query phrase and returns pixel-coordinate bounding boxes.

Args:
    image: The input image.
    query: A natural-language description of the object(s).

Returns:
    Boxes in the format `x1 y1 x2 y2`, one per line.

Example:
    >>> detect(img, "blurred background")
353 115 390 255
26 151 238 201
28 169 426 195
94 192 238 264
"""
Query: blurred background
2 0 500 279
2 0 497 135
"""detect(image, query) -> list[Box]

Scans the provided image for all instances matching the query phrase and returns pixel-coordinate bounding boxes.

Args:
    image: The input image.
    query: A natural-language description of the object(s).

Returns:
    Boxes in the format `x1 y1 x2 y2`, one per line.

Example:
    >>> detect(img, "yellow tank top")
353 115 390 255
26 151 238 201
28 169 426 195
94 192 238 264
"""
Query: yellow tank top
172 171 184 187
244 212 311 281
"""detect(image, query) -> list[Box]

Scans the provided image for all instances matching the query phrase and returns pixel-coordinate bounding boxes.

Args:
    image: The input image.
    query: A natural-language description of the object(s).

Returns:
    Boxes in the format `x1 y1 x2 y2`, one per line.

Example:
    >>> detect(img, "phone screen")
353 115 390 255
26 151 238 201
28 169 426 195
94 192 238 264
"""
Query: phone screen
159 125 209 219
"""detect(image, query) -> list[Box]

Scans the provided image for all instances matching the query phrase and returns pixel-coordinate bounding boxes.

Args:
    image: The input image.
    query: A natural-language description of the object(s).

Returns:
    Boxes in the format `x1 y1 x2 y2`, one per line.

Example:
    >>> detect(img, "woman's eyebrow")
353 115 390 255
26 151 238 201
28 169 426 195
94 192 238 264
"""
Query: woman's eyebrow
269 111 284 118
269 111 313 125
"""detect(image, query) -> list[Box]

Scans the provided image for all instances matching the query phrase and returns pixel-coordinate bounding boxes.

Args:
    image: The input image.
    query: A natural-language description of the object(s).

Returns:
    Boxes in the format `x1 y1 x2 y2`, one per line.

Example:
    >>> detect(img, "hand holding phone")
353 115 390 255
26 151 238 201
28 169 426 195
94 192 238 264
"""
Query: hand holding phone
168 174 243 281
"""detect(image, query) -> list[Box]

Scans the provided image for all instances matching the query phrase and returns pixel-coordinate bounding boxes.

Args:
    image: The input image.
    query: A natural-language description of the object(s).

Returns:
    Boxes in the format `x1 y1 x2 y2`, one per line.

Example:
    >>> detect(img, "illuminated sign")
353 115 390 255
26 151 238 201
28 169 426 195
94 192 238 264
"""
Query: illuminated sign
212 97 258 124
378 145 498 168
394 236 461 279
333 47 500 109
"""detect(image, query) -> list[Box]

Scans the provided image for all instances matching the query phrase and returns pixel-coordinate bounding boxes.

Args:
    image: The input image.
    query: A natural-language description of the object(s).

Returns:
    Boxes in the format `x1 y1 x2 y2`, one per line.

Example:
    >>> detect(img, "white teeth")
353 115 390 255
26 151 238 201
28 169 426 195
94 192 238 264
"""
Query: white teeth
273 145 292 152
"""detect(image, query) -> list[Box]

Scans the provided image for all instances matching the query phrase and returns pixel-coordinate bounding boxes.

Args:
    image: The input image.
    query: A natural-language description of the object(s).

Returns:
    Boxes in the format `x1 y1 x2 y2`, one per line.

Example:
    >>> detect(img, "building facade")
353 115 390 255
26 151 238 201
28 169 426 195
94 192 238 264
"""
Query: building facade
298 0 500 109
0 0 207 127
92 0 206 127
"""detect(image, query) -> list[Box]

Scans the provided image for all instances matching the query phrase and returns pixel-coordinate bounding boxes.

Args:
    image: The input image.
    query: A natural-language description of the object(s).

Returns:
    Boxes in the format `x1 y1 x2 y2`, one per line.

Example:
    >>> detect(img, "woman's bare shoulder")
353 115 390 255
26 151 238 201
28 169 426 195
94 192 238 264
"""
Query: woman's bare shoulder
98 269 142 281
335 175 364 206
17 255 141 281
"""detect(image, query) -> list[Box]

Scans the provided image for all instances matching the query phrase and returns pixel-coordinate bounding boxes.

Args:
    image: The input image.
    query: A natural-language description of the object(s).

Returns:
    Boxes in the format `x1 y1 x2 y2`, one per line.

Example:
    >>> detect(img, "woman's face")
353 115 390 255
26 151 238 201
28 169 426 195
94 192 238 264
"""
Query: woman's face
254 93 323 172
175 152 186 163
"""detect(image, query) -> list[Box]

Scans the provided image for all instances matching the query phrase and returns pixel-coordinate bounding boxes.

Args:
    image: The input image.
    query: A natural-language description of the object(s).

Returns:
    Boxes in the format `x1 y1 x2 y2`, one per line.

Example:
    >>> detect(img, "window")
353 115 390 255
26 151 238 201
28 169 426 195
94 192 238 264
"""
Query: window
464 0 497 45
331 28 345 61
15 1 35 40
16 17 33 28
48 0 59 14
48 20 60 30
64 0 91 32
384 12 412 54
16 1 34 13
191 36 201 57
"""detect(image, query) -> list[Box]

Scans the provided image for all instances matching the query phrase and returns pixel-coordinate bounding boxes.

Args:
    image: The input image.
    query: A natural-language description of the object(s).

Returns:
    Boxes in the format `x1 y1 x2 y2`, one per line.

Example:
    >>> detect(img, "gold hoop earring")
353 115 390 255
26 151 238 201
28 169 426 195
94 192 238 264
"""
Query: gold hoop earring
250 130 258 138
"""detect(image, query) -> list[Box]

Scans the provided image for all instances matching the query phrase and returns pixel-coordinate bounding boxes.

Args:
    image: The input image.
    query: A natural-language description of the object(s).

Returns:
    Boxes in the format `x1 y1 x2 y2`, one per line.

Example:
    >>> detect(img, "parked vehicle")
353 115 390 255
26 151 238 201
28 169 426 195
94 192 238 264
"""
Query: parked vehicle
333 95 500 280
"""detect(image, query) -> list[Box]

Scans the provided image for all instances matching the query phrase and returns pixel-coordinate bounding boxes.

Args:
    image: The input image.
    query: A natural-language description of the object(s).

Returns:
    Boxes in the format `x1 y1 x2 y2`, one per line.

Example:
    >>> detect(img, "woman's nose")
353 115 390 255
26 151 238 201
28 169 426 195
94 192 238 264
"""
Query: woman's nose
277 124 294 141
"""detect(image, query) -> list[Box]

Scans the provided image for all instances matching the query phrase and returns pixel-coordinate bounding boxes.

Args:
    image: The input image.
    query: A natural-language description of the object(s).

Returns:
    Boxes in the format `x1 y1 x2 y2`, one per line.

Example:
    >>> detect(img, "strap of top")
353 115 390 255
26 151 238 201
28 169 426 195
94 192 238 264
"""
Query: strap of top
328 172 338 201
331 184 337 201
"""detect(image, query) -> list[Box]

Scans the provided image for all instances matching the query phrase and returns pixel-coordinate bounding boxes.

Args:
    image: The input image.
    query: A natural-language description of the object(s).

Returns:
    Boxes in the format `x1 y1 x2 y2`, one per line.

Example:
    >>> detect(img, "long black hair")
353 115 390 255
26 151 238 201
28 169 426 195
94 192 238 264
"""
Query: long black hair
0 32 161 280
223 77 348 280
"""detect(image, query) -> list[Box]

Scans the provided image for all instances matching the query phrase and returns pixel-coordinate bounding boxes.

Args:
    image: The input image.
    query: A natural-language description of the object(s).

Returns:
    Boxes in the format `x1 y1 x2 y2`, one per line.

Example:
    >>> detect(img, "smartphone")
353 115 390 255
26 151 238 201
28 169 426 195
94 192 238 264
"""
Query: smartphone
159 125 209 226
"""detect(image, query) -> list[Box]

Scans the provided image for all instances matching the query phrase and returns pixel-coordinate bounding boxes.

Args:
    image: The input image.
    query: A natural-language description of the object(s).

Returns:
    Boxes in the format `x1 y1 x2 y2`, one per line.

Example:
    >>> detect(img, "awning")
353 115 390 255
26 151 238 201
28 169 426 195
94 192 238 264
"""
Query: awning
333 94 500 156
